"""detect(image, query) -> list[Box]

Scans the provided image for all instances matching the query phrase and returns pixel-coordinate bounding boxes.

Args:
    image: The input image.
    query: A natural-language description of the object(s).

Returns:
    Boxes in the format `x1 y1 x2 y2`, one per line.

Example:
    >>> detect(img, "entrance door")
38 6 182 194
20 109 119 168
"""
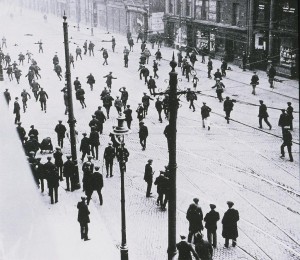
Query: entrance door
225 39 234 61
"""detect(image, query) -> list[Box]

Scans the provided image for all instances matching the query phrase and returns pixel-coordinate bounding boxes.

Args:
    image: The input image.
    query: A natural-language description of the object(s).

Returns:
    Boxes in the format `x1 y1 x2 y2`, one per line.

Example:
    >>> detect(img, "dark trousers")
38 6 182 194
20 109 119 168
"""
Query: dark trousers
105 160 113 176
39 178 44 192
140 137 147 150
207 229 217 247
225 237 236 247
143 105 149 117
15 112 20 124
208 69 212 78
157 192 164 206
40 100 46 111
225 111 231 123
157 110 162 122
126 120 132 129
189 100 195 111
80 223 88 239
90 145 99 160
104 106 110 118
103 58 108 65
87 188 103 205
81 151 90 161
58 137 64 148
99 123 103 134
281 143 293 161
76 53 82 60
216 90 223 102
65 176 71 191
146 181 152 197
49 186 58 204
259 117 272 129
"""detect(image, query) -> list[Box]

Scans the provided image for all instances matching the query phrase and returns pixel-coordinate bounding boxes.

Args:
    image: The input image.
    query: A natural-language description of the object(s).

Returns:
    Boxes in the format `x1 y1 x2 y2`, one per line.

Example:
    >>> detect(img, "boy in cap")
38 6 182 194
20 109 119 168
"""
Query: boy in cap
204 204 220 248
222 201 239 248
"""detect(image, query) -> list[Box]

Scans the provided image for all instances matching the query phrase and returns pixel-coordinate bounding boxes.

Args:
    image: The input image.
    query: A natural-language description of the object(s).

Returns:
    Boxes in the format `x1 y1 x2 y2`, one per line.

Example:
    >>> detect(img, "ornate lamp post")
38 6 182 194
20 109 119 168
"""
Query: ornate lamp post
111 113 130 260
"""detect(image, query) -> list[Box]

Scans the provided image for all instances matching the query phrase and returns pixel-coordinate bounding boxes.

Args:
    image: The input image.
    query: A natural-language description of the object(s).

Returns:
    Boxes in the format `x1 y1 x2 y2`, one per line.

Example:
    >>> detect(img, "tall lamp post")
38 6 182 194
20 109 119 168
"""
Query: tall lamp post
0 60 4 81
63 13 80 190
111 113 130 260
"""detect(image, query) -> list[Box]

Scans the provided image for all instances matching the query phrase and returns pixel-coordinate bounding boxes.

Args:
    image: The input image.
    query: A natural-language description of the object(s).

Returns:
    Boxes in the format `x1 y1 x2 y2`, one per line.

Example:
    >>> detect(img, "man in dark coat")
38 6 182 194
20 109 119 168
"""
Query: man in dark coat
123 105 133 129
77 197 90 241
103 142 115 177
186 198 204 243
154 171 168 209
194 232 213 260
119 87 129 108
223 96 235 124
176 235 199 260
76 86 86 108
186 88 197 112
89 115 100 132
207 58 213 78
94 106 106 134
86 73 95 91
89 127 100 160
155 97 163 123
13 97 21 124
258 100 272 130
280 127 293 162
267 64 276 89
201 102 211 130
139 121 148 151
63 155 75 191
136 103 144 122
37 88 48 112
144 159 154 197
286 102 294 130
16 122 26 143
4 89 11 104
242 51 247 71
53 147 64 181
80 133 91 162
47 166 60 204
74 77 81 91
28 125 39 141
102 93 114 119
86 166 104 205
142 92 154 117
116 143 130 172
204 204 220 248
55 120 67 148
278 109 290 134
222 201 239 248
212 78 225 102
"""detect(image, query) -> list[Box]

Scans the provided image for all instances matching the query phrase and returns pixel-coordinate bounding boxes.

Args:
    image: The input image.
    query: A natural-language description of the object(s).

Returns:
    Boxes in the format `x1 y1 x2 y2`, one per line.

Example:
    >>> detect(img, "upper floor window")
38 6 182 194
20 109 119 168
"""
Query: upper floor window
186 0 192 16
216 1 223 23
195 0 209 20
176 0 181 16
232 3 240 25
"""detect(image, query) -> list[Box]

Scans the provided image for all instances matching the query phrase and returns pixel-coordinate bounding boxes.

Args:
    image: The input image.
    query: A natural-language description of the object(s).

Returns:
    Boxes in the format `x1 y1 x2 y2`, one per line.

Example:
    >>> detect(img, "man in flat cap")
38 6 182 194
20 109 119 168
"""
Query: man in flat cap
13 97 21 124
204 204 220 248
86 166 104 206
286 102 294 130
278 109 290 135
77 197 90 241
176 235 199 260
16 122 26 144
28 125 39 141
139 121 148 151
194 232 213 260
55 120 67 148
80 133 91 162
103 142 115 177
186 198 204 242
258 100 272 130
63 155 75 191
222 201 239 248
144 159 154 197
280 127 293 162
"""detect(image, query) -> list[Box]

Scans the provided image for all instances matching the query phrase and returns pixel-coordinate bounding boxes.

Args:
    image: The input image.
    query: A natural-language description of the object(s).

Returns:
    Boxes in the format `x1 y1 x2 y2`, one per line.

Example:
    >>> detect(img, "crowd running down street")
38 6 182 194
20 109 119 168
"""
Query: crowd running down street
1 5 299 260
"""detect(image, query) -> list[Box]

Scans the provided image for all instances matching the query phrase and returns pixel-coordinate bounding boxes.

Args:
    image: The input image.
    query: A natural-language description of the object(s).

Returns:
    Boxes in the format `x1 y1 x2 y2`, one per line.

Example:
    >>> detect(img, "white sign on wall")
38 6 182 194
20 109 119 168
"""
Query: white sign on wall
151 12 164 32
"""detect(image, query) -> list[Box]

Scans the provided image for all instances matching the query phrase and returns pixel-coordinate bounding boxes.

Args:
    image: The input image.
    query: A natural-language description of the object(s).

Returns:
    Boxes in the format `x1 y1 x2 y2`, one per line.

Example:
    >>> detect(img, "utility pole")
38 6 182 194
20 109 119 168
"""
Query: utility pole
63 13 80 190
0 60 3 81
151 53 201 259
268 0 276 60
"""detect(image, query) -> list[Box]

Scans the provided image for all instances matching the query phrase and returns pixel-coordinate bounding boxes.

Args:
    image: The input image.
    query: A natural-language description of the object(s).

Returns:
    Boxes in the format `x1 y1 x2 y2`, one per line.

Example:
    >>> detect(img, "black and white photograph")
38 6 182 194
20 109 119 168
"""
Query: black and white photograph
0 0 299 259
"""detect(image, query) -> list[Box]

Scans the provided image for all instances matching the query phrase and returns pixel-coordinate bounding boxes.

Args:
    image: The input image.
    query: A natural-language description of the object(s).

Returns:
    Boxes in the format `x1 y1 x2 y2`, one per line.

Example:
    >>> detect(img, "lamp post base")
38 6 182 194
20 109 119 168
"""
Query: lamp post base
120 245 128 260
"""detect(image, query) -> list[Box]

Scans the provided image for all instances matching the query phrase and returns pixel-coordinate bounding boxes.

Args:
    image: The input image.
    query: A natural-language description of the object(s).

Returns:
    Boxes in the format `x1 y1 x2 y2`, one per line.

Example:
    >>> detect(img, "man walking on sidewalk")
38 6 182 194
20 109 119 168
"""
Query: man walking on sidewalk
77 197 90 241
144 159 154 197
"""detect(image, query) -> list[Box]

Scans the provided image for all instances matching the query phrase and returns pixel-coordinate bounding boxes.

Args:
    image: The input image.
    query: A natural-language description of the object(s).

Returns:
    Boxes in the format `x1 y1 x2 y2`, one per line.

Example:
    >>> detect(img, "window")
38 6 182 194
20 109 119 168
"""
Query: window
176 0 181 16
169 0 173 13
232 3 239 25
195 0 209 20
216 1 223 23
186 0 192 16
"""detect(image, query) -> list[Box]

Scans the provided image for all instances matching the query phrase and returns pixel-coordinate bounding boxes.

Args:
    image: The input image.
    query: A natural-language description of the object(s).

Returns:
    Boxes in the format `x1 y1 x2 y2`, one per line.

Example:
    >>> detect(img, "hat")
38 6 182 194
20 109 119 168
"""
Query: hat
47 156 52 160
139 121 144 124
66 155 72 159
92 115 96 118
203 102 206 105
227 201 234 207
281 109 285 112
209 204 216 209
29 134 35 137
193 198 199 203
56 147 61 150
87 155 93 159
108 142 112 145
180 235 186 239
259 100 263 103
81 196 86 200
148 159 153 162
287 102 291 105
82 133 87 136
283 126 290 129
30 125 34 128
95 166 100 170
17 122 22 125
29 151 35 155
226 96 229 99
215 78 220 81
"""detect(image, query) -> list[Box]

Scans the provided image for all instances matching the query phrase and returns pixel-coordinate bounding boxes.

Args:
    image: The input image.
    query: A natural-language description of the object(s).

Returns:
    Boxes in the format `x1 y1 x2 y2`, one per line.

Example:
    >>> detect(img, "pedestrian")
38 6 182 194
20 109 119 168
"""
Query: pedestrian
13 97 21 124
162 94 169 119
142 92 154 117
141 66 149 84
94 106 106 134
242 51 247 71
128 37 134 51
82 160 93 193
186 198 204 242
213 69 222 81
5 64 13 81
155 97 163 123
69 53 75 68
18 52 25 65
280 127 293 162
136 103 144 122
36 157 45 192
186 88 197 112
4 53 11 67
212 78 225 102
278 109 290 134
53 147 64 181
201 102 211 130
83 40 87 55
103 72 117 90
86 166 104 205
123 46 129 67
190 51 198 67
114 96 123 114
21 89 31 112
88 41 95 56
37 88 48 112
76 86 87 108
28 125 39 141
2 36 7 48
123 105 133 129
176 235 200 260
250 71 259 95
267 64 276 89
139 121 148 151
74 77 82 91
31 79 40 100
192 75 199 90
258 100 272 130
25 69 35 86
47 164 59 204
207 58 213 79
141 41 146 52
4 89 11 105
154 171 168 209
155 48 162 61
194 232 213 260
153 60 159 78
286 102 294 130
16 122 26 143
63 155 75 191
37 40 43 53
116 143 130 172
177 50 183 67
77 197 90 241
204 204 220 248
54 120 67 148
103 142 115 177
223 96 235 124
14 67 22 84
52 54 59 68
102 48 109 65
221 58 227 77
26 50 32 63
144 47 151 64
54 63 63 80
222 201 239 248
144 159 154 197
86 73 95 91
119 87 129 108
111 36 116 52
76 46 82 60
89 127 100 160
80 133 91 162
201 46 206 63
102 93 114 119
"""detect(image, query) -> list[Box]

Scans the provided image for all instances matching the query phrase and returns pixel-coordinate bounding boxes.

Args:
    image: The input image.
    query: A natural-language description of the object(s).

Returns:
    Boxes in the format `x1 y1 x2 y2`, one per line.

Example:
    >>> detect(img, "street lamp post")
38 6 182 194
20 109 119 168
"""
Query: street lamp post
63 13 80 190
111 113 130 260
0 60 4 81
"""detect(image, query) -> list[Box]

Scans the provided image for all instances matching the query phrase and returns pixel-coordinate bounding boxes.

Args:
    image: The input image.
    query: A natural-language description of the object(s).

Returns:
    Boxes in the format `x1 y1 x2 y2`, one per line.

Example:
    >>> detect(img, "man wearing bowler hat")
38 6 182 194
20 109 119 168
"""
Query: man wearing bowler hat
204 204 220 248
222 201 239 248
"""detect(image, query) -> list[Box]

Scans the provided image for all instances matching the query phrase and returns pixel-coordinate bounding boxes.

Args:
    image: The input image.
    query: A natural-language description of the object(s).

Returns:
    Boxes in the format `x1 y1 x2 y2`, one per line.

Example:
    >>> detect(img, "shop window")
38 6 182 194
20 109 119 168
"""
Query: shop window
232 3 239 26
216 1 223 23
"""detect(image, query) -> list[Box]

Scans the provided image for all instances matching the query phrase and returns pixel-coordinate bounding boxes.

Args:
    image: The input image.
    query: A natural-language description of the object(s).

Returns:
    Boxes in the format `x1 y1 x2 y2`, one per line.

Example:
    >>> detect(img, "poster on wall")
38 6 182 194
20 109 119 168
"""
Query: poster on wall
151 12 164 32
